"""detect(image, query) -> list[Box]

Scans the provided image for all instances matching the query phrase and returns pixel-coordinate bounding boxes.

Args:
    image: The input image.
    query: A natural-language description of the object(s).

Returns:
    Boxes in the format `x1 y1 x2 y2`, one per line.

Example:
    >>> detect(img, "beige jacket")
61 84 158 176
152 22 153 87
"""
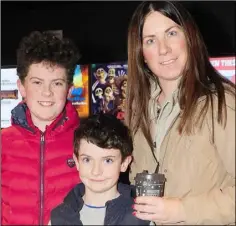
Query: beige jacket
130 90 235 225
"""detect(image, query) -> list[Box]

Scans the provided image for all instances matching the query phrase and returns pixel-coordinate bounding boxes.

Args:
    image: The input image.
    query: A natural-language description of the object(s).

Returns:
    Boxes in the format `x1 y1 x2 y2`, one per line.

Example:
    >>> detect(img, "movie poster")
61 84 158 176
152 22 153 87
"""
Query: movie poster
91 62 128 121
1 67 22 128
210 56 235 83
67 65 90 118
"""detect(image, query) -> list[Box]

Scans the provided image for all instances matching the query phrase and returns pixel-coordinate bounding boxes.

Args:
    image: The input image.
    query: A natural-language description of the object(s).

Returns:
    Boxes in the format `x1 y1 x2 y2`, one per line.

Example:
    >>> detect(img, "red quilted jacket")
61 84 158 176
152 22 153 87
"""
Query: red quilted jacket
1 101 81 225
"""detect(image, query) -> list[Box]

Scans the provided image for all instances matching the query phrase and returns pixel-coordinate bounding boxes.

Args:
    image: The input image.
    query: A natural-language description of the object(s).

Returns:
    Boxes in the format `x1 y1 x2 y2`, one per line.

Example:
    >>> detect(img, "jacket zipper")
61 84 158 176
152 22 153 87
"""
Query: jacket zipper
39 133 45 225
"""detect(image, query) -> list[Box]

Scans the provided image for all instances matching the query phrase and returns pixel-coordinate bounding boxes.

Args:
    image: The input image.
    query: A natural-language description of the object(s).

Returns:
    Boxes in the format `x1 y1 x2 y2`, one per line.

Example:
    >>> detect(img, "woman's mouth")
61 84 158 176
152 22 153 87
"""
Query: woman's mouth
160 58 177 65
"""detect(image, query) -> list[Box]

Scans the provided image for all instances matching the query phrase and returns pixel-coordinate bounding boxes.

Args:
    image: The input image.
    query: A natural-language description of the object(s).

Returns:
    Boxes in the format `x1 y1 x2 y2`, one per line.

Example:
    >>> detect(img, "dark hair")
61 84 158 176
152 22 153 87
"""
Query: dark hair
126 1 235 151
74 113 133 161
17 31 80 84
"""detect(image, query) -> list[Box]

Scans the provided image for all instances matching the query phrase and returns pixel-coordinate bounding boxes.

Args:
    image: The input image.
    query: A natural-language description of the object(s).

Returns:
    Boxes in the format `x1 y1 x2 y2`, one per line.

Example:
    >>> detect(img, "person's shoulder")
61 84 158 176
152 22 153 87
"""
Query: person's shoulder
64 183 83 201
50 183 83 225
117 183 136 199
50 202 73 226
224 89 235 111
50 203 81 226
2 125 15 135
1 126 25 154
210 87 235 113
197 86 235 111
116 183 150 225
1 125 20 141
51 184 78 216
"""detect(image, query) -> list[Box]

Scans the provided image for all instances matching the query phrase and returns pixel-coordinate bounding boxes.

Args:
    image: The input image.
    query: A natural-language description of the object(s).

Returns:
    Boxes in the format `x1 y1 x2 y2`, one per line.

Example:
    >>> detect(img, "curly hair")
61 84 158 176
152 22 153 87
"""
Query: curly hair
17 31 81 84
74 113 133 162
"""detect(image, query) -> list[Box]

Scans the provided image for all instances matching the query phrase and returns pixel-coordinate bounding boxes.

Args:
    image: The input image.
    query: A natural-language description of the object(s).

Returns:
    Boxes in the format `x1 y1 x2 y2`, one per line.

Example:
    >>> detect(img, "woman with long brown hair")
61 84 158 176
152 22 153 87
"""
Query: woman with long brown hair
126 1 235 225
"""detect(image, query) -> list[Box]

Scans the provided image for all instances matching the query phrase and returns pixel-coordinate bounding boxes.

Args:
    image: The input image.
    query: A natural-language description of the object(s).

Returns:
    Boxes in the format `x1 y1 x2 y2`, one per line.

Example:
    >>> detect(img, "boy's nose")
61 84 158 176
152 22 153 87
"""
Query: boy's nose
91 162 103 176
42 85 53 97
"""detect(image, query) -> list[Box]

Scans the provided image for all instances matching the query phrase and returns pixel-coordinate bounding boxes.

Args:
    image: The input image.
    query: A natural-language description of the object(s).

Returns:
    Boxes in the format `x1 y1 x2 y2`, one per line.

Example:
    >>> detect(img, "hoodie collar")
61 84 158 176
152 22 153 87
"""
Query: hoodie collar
11 101 79 134
63 183 134 212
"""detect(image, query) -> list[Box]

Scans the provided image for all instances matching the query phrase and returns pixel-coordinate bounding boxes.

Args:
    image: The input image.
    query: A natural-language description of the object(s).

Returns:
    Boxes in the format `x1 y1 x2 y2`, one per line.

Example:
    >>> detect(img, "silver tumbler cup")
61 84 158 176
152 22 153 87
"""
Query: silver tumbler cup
134 170 166 197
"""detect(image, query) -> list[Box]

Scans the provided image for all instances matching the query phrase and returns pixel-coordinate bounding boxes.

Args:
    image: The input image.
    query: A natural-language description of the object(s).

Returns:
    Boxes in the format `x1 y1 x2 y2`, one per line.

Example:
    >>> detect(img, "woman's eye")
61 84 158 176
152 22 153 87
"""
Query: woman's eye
146 39 155 45
168 30 177 36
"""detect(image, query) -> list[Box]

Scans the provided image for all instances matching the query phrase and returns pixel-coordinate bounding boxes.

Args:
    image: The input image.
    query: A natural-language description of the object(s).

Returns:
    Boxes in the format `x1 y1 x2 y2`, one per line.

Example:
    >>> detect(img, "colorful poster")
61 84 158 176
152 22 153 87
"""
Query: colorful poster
91 62 128 121
210 56 235 83
1 67 22 128
67 64 90 118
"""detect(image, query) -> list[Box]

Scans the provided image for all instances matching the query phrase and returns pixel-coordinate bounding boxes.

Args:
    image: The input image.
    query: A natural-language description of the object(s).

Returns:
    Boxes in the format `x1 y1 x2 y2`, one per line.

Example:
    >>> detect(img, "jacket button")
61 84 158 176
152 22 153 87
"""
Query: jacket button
164 169 168 173
67 158 75 168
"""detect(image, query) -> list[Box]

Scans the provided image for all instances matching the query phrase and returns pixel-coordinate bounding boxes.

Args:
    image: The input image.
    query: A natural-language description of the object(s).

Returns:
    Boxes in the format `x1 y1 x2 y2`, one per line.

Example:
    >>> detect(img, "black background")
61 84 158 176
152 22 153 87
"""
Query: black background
1 1 235 66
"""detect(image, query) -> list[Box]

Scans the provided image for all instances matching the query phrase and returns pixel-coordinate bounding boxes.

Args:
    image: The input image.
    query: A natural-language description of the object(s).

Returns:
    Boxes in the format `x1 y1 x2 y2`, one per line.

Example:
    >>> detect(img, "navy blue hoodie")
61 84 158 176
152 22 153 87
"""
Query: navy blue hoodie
50 182 150 225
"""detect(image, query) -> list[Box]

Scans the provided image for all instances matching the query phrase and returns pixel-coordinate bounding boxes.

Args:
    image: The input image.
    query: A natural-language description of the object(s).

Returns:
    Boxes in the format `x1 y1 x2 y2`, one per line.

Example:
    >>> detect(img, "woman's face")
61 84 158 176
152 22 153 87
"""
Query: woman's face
142 11 187 84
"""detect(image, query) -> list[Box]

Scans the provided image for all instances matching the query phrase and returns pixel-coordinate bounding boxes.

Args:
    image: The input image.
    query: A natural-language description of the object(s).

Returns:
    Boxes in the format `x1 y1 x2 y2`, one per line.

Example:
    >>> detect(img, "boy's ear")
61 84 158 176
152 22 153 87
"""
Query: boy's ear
73 153 80 172
120 156 132 172
17 79 26 98
67 84 73 97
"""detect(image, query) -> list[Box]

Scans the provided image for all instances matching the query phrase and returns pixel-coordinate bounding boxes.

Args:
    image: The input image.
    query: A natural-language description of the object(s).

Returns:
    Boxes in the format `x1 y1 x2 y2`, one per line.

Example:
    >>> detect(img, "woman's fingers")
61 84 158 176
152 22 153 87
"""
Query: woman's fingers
133 203 156 214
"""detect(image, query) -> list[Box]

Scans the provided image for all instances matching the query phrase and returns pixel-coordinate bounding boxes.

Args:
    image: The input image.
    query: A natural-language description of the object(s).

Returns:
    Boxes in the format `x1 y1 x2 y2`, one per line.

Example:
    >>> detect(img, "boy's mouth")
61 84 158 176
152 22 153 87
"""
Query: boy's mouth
90 179 105 182
38 101 54 107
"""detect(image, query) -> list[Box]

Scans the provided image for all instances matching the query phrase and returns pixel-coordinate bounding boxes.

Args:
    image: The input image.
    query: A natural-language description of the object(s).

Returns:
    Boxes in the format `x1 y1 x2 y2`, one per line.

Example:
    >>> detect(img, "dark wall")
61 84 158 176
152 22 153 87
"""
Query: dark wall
1 1 235 66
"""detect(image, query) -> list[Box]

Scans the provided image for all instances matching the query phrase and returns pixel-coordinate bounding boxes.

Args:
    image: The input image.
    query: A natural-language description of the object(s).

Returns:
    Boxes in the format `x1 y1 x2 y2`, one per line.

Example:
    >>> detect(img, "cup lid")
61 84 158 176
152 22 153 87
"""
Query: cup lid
134 170 166 182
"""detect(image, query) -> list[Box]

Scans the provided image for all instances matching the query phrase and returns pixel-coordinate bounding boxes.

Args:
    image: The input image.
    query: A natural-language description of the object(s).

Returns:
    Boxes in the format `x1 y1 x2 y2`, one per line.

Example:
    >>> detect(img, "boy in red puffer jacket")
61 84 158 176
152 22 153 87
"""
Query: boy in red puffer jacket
1 31 81 225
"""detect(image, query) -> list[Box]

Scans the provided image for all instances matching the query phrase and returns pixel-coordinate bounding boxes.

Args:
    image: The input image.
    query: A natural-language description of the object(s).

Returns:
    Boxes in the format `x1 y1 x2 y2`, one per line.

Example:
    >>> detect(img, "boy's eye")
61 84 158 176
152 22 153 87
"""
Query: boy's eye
32 81 41 85
54 81 63 86
82 157 90 163
104 158 113 164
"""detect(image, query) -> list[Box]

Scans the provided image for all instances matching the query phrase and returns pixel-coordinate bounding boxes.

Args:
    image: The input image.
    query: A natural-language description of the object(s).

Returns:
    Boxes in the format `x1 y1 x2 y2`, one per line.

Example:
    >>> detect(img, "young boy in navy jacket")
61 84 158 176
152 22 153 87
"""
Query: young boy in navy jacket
49 113 150 225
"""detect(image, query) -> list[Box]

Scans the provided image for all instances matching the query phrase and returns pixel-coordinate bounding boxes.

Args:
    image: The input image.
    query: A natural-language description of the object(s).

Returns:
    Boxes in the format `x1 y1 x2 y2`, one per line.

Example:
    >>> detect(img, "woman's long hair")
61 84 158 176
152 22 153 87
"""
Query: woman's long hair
126 1 235 151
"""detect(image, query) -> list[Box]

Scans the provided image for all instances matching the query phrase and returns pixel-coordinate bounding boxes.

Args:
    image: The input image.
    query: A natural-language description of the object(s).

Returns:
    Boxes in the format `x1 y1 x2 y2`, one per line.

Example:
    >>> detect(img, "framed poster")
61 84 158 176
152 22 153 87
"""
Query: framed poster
67 64 90 118
91 62 128 121
210 56 235 83
1 67 22 128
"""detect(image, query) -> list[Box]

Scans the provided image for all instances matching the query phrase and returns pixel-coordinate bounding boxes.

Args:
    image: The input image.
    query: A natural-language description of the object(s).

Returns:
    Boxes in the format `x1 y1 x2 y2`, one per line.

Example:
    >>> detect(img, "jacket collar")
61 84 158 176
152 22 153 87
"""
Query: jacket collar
150 78 179 103
52 182 152 225
11 101 79 134
63 182 134 212
149 79 180 120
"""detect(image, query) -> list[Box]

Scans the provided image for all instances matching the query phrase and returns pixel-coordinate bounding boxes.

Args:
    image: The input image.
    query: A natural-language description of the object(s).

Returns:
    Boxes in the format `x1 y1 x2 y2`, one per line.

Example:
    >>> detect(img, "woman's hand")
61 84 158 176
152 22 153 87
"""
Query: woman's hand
133 196 186 224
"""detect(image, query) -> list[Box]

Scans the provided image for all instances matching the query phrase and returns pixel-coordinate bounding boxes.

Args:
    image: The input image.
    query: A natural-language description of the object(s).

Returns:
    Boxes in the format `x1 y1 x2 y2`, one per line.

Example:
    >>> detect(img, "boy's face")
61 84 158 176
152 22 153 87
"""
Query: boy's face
74 139 131 194
17 62 69 125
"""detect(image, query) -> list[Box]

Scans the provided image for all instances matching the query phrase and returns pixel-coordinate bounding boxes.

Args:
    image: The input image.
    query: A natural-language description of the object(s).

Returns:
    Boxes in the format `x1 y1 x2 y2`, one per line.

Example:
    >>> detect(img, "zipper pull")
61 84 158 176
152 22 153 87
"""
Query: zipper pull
41 133 45 142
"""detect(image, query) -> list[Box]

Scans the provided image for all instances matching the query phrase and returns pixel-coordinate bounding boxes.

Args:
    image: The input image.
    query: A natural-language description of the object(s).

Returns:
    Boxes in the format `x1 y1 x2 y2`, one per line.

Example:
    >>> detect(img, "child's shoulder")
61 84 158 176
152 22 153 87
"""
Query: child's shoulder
117 182 136 197
116 183 150 225
63 182 84 203
50 183 84 225
2 125 19 137
1 126 23 150
50 201 82 226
